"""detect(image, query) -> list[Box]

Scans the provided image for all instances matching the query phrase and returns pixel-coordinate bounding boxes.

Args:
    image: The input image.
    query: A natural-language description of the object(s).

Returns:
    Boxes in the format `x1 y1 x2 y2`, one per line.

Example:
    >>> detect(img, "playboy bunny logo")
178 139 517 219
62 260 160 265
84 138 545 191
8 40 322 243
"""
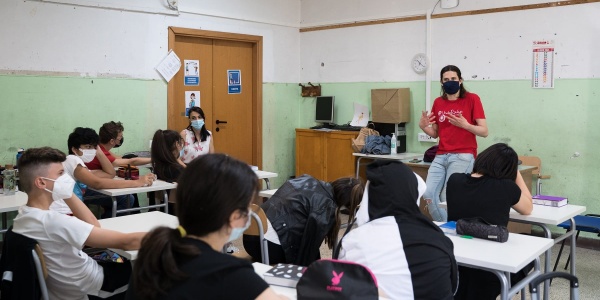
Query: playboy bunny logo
331 271 344 286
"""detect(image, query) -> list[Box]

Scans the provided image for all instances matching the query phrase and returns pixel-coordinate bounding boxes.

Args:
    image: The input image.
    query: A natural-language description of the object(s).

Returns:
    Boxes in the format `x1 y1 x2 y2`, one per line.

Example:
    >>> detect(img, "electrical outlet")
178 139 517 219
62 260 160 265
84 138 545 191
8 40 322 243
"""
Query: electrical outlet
418 133 438 143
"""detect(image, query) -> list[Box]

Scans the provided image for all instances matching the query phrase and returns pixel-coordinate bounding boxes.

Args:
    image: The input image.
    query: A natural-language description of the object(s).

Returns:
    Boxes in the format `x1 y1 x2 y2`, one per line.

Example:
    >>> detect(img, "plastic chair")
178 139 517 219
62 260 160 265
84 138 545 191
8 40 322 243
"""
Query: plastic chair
553 214 600 271
518 156 551 195
529 272 579 300
0 227 49 300
244 204 270 265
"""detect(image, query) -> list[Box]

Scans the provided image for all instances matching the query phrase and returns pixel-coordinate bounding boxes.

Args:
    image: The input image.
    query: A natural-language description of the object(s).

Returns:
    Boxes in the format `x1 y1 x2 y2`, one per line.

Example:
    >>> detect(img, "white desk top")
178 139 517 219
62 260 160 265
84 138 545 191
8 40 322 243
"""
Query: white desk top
0 191 27 213
353 152 422 160
88 179 177 197
98 211 179 260
434 223 554 273
255 170 278 180
439 203 586 226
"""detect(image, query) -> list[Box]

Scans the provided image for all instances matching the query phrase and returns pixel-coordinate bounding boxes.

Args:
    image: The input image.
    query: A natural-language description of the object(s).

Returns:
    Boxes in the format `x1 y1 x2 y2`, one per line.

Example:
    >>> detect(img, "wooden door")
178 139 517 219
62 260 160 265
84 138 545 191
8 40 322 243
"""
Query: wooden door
168 28 263 166
212 40 254 163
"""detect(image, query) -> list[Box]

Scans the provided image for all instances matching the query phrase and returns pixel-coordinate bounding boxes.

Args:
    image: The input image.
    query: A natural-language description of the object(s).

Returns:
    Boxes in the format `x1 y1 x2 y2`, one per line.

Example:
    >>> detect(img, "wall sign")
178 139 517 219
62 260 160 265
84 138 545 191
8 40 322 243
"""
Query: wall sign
184 60 200 86
532 40 554 89
227 70 241 94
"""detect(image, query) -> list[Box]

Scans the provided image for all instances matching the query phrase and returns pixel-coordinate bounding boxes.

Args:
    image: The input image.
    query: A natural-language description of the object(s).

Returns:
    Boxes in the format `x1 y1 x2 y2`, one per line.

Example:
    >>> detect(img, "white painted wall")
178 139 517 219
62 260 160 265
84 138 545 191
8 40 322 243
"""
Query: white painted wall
300 1 600 82
0 0 301 83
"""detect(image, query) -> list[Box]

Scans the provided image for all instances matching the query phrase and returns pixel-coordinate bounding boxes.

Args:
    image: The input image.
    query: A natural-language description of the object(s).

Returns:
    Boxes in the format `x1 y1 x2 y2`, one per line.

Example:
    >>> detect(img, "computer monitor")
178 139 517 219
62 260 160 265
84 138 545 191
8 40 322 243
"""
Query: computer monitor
315 96 335 124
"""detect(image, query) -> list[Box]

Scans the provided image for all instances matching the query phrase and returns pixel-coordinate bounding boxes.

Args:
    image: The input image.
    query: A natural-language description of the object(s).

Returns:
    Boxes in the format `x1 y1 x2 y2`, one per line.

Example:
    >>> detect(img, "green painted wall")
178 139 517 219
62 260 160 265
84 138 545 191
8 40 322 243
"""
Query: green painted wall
2 75 599 237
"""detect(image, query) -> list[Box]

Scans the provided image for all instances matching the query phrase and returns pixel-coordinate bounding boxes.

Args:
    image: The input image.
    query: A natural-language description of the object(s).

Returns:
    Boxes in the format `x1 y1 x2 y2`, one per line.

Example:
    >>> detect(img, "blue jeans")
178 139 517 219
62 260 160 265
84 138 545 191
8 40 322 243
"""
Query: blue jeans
84 189 134 219
424 153 474 222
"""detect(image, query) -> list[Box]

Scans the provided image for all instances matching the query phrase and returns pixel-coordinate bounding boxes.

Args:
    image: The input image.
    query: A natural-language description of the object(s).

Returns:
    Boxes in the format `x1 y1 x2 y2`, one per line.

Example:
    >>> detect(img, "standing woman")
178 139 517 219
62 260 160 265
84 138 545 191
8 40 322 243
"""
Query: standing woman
151 129 185 214
127 154 287 300
419 65 488 221
180 106 214 164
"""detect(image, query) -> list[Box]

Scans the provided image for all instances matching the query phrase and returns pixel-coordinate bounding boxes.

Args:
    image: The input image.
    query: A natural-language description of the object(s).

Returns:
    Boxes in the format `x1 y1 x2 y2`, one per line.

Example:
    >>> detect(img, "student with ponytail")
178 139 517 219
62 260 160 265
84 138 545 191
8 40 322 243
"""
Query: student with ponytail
150 129 185 214
126 154 287 300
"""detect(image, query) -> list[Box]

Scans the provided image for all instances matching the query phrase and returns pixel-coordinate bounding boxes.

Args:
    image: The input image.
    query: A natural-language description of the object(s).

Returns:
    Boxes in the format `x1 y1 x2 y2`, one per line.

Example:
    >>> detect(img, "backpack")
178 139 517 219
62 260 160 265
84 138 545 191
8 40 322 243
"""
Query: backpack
423 145 438 162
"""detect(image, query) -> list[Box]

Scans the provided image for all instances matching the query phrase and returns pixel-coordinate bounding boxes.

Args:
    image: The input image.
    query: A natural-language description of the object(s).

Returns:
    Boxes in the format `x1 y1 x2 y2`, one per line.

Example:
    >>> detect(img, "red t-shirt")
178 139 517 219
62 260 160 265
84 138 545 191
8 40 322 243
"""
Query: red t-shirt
84 144 116 170
432 92 486 157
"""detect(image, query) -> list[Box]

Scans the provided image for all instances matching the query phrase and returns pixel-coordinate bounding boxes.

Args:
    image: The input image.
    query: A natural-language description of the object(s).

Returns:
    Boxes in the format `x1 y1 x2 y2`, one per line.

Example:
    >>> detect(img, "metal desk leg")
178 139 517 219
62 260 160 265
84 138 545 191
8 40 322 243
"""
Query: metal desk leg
538 224 552 300
355 157 367 178
490 270 510 300
263 179 271 190
112 197 117 217
163 190 169 214
568 218 577 277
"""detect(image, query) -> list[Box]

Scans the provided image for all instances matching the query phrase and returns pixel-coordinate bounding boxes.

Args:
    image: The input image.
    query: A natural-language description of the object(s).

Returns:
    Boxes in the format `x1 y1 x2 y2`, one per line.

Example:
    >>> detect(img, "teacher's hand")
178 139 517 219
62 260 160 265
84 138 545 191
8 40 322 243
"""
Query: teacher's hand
419 111 436 129
446 113 469 129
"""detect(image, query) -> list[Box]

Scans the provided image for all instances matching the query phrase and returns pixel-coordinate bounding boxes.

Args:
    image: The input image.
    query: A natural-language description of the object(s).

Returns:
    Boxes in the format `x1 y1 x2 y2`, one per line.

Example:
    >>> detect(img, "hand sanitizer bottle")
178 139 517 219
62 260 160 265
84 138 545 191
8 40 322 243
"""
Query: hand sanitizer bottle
390 133 397 155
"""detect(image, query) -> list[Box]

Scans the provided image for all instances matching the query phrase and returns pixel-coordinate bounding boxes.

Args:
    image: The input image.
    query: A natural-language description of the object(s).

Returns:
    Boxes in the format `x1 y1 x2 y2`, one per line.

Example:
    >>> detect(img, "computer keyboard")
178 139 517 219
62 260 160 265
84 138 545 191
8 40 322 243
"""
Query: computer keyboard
332 124 362 131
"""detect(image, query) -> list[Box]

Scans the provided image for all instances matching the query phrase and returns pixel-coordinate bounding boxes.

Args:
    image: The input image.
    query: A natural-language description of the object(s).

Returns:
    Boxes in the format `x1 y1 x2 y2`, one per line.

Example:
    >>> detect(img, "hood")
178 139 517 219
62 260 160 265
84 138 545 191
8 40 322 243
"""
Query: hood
355 160 426 225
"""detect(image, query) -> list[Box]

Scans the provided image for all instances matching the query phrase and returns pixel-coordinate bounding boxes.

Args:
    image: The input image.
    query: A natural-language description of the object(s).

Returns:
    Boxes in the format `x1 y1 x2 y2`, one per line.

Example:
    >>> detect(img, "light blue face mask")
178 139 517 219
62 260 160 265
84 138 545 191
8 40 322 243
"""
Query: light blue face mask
227 210 252 242
179 148 185 158
191 119 205 130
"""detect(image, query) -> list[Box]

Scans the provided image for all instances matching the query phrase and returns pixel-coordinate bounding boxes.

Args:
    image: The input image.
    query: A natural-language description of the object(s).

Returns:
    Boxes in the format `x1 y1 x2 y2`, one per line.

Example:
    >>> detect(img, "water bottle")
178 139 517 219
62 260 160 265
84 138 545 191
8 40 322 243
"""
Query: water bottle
390 133 397 155
15 148 24 167
3 164 16 195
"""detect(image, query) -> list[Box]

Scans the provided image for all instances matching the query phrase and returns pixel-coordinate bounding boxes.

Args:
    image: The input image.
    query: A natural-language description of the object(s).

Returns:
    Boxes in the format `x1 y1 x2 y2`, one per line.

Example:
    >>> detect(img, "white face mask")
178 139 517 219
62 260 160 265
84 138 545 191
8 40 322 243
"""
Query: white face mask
78 148 97 163
43 174 76 201
227 210 252 242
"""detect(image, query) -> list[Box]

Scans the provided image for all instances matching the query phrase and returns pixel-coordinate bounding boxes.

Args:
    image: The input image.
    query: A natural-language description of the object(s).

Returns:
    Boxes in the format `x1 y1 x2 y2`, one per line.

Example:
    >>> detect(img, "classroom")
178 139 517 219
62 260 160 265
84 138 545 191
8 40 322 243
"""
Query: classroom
1 0 599 298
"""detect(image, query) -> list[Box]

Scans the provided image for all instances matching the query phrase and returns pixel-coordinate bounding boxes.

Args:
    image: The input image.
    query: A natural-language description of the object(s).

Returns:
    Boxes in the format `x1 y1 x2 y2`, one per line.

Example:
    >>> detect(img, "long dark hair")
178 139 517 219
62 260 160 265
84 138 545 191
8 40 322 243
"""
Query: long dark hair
132 154 259 299
325 177 364 249
472 143 518 180
151 129 182 181
186 106 211 142
440 65 467 99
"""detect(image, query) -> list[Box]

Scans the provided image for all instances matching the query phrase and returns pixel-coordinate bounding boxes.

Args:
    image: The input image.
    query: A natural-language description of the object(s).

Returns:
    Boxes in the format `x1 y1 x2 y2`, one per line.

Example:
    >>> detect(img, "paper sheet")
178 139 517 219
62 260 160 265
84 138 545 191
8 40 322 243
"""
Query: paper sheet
350 102 369 127
155 50 181 82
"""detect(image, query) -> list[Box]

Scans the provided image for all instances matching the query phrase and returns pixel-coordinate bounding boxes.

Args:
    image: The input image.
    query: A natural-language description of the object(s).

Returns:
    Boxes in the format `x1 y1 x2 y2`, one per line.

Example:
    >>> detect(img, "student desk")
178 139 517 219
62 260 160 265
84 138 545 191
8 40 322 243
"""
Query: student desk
353 152 422 178
255 170 278 190
0 191 27 233
443 229 553 300
440 202 586 300
88 179 177 217
98 211 178 260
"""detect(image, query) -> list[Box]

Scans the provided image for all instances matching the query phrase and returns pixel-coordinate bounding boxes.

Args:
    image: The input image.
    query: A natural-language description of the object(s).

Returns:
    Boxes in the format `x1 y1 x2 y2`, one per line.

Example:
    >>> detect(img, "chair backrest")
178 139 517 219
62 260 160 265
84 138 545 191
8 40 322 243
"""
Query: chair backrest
0 227 49 300
245 203 268 236
519 155 542 176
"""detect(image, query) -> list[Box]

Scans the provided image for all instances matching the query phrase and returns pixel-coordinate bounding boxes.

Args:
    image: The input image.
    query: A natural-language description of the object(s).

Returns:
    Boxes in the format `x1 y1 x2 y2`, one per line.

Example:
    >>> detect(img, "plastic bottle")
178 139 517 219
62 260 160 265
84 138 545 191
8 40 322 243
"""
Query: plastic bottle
390 133 397 155
3 164 16 195
15 148 24 167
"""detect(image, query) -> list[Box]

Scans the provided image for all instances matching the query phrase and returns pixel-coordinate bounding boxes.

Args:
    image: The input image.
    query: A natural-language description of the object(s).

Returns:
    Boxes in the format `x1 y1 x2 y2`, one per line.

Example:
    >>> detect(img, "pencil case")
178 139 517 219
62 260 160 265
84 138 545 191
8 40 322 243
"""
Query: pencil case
456 217 509 243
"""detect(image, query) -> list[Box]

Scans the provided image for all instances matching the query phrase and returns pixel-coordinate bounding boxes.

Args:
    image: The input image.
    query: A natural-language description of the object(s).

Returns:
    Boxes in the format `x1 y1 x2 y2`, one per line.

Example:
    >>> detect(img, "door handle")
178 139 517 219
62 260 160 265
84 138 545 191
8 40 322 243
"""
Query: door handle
216 120 228 124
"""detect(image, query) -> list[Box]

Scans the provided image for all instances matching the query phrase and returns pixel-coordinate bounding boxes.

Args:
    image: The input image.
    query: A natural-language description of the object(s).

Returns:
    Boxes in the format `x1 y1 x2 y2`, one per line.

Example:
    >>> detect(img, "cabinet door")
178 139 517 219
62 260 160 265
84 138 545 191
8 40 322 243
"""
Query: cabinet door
325 132 357 181
296 130 324 179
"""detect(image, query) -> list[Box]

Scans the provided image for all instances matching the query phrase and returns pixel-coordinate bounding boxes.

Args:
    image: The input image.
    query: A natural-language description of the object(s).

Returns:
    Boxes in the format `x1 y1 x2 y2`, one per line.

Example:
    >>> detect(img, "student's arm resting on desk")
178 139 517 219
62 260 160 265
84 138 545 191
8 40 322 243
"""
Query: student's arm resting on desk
256 288 289 300
91 145 116 178
64 194 100 227
85 228 146 251
73 164 155 189
112 157 151 167
512 171 533 215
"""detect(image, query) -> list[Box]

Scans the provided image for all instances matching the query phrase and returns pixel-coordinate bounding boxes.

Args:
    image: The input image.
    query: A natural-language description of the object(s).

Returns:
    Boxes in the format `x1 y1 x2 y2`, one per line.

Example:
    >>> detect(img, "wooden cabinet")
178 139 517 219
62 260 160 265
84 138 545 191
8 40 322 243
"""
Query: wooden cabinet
295 129 358 181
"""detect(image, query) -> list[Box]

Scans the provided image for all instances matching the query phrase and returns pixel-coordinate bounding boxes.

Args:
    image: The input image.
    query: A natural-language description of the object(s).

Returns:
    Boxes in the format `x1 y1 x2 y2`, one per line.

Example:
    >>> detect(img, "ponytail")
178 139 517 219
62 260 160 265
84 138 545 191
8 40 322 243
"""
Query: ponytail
132 227 200 300
326 177 365 249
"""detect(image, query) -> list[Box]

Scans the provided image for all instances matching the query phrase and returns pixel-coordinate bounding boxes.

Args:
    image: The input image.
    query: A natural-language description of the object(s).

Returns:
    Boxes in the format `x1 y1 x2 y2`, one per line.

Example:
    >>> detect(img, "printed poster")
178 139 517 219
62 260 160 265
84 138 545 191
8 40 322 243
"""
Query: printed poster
184 60 200 86
185 91 200 117
227 70 241 94
155 50 181 82
532 40 554 89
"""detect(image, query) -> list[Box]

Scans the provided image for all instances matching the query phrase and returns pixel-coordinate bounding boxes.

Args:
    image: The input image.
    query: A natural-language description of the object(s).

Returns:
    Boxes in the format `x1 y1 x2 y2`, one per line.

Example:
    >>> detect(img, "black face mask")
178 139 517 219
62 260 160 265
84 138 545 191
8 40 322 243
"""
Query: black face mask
113 136 124 148
443 81 461 95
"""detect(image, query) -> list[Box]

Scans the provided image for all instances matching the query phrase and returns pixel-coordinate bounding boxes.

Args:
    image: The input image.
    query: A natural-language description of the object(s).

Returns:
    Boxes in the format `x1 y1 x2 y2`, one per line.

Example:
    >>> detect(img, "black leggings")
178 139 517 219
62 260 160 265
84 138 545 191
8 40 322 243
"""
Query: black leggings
242 235 287 264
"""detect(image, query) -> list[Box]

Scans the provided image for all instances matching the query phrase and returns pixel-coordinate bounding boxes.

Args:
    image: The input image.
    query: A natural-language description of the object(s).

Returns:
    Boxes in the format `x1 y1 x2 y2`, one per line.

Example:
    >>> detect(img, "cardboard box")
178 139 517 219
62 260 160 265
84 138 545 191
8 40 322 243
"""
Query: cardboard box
371 88 411 123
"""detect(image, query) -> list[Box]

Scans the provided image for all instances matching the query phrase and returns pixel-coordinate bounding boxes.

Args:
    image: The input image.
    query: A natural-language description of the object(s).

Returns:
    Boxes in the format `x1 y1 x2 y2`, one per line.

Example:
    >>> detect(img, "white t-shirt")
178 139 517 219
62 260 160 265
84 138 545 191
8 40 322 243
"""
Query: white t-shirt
13 206 103 300
49 155 87 214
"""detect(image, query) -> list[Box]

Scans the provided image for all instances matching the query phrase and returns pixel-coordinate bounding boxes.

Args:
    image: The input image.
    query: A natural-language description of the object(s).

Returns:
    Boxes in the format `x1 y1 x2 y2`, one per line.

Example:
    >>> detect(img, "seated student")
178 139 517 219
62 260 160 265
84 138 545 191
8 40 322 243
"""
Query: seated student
54 127 155 217
179 107 214 164
13 147 146 299
446 143 533 300
338 160 458 300
150 129 185 214
243 175 364 266
85 121 151 171
127 154 287 300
